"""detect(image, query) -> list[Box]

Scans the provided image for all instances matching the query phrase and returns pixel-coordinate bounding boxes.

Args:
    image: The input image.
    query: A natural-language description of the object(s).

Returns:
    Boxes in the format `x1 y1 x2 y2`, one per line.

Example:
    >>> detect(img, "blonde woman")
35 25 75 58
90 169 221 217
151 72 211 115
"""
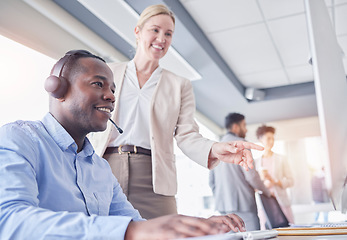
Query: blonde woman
90 4 262 219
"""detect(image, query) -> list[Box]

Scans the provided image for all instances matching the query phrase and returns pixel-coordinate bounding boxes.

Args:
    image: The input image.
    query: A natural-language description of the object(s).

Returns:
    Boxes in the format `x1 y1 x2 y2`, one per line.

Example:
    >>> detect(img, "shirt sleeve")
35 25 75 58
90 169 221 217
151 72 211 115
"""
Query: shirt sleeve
0 123 136 240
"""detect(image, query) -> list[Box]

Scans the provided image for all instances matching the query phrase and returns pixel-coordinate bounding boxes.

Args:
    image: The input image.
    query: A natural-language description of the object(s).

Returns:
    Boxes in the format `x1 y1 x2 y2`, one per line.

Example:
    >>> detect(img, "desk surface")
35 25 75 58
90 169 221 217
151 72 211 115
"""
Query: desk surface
278 234 347 239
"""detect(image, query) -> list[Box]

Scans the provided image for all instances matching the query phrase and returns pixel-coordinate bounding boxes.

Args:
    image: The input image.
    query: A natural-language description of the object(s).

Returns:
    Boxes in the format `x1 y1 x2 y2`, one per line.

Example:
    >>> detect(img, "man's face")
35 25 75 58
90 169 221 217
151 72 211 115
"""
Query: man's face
60 57 115 135
237 119 247 138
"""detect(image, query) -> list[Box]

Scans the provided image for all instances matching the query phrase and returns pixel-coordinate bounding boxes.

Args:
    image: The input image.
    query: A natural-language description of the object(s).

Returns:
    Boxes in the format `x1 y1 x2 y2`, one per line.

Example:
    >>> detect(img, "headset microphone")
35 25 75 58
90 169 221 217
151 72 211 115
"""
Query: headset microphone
109 118 123 134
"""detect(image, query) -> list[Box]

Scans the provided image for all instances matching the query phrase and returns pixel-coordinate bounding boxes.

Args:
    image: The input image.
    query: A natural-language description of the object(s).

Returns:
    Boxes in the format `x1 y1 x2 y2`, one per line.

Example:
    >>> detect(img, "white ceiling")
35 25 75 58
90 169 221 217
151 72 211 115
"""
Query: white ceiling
180 0 347 88
1 0 346 130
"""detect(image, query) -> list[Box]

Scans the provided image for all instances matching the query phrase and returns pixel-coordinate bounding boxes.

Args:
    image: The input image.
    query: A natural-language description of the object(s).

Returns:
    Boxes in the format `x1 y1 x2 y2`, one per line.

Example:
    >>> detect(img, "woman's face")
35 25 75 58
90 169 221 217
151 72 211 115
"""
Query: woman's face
260 132 275 151
135 14 174 61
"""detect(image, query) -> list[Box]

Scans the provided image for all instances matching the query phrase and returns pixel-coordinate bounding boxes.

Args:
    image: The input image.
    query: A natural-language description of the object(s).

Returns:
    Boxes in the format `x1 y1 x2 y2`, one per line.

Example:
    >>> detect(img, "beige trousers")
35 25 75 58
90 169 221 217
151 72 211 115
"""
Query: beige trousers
104 152 177 219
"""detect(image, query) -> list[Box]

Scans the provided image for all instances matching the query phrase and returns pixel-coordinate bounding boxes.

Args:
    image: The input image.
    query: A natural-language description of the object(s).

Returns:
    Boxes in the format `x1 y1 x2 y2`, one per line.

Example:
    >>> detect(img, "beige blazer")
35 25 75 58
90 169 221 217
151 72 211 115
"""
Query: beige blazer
89 62 216 196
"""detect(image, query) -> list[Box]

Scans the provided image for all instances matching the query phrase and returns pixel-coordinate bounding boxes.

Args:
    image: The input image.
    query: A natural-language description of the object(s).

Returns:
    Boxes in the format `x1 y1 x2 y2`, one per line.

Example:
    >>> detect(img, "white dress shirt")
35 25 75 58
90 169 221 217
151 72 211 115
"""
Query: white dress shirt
109 60 162 149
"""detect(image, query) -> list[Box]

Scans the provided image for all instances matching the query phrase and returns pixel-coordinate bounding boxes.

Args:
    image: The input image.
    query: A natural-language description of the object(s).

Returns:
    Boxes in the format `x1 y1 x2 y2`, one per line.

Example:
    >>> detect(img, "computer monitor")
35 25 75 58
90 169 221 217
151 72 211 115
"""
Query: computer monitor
305 0 347 214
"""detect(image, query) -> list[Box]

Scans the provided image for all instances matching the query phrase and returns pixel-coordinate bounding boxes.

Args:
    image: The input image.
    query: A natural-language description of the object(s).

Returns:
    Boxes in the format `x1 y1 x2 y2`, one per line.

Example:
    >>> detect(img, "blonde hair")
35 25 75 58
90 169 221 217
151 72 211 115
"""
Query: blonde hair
136 4 175 29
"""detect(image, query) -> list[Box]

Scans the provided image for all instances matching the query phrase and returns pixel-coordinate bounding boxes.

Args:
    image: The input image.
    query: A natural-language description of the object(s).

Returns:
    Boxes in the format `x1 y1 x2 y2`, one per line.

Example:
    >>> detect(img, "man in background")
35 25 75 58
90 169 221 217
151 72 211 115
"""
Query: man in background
209 112 271 230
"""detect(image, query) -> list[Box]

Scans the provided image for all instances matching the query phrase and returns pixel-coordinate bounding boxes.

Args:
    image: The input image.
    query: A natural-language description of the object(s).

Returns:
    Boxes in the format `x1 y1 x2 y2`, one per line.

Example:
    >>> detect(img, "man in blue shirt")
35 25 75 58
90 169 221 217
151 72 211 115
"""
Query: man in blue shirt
0 50 245 239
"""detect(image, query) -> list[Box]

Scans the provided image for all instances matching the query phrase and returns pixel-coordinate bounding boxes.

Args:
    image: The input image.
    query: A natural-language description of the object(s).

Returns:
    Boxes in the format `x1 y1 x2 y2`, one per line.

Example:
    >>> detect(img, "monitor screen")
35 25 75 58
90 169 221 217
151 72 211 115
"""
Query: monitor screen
305 0 347 214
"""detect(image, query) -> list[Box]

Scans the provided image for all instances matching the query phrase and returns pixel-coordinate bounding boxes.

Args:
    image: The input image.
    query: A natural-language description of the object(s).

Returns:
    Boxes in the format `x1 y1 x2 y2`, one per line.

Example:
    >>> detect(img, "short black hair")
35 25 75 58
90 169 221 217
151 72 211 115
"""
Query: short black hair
50 50 105 75
61 50 105 78
225 112 245 129
52 50 106 82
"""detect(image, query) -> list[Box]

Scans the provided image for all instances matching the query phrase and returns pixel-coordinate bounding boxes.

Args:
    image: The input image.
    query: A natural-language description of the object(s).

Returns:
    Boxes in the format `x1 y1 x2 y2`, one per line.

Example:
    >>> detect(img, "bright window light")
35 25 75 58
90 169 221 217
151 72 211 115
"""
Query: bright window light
0 35 56 126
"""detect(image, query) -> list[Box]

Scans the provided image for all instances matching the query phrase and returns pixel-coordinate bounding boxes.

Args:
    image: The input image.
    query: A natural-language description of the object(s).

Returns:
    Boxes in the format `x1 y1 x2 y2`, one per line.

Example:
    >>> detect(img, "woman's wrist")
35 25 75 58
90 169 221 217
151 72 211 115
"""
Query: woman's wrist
207 143 219 169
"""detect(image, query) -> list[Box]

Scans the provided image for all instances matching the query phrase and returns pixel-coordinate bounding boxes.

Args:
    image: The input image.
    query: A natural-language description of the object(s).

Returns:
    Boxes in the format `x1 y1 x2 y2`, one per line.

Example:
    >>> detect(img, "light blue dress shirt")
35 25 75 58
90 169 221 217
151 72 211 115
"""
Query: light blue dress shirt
0 113 143 240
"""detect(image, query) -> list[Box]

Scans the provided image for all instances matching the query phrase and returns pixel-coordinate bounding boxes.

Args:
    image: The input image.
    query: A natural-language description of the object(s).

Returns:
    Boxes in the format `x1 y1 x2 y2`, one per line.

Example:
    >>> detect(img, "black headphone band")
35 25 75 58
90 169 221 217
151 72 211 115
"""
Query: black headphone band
51 50 101 78
51 54 70 78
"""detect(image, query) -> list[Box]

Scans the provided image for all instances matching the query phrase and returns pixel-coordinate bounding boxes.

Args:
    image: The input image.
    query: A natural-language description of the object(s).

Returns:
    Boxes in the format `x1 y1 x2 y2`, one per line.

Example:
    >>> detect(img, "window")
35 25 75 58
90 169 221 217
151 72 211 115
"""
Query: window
0 35 55 126
175 119 219 217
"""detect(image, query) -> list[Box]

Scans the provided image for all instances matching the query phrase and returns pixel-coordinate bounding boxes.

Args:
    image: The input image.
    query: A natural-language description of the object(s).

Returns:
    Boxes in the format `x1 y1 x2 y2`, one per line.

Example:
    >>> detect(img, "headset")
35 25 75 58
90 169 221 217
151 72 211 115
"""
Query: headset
44 50 97 99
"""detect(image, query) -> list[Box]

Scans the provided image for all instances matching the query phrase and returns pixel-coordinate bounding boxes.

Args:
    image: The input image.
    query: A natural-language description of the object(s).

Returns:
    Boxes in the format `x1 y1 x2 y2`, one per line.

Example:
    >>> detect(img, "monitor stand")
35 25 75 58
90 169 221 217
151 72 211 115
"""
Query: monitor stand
341 176 347 214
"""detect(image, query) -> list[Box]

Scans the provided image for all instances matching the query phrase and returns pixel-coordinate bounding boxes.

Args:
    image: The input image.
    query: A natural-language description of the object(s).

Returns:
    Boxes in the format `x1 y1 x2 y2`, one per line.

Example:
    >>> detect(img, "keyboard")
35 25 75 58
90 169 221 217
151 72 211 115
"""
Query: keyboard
175 229 278 240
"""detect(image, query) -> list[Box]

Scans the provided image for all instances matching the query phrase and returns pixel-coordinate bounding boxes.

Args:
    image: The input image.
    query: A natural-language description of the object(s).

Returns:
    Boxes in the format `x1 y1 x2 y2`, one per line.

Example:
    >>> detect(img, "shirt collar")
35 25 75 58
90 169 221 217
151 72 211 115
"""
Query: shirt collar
83 137 96 163
227 132 237 137
42 113 95 162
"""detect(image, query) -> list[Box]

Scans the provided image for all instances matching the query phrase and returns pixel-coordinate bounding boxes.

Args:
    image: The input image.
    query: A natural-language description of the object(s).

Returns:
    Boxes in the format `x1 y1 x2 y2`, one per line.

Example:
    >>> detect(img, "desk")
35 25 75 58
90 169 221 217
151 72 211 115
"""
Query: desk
274 222 347 239
278 234 347 239
177 233 347 240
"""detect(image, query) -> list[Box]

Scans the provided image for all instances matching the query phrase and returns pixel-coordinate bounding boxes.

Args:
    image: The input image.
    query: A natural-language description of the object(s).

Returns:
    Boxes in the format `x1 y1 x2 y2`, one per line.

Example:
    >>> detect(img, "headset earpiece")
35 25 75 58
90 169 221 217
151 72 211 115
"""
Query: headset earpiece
45 53 72 99
44 75 68 99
